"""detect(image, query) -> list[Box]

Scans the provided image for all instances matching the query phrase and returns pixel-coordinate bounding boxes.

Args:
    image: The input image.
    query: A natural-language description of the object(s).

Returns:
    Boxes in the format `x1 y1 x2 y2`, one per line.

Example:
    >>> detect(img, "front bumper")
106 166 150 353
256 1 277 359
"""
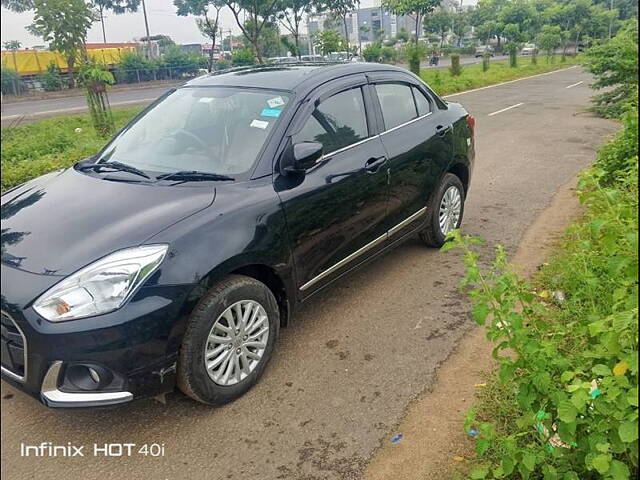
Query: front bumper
1 264 196 408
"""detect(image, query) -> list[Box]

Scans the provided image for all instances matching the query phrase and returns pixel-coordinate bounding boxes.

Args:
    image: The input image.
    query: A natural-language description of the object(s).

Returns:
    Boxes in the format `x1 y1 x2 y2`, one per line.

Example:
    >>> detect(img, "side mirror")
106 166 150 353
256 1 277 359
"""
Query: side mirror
280 141 323 175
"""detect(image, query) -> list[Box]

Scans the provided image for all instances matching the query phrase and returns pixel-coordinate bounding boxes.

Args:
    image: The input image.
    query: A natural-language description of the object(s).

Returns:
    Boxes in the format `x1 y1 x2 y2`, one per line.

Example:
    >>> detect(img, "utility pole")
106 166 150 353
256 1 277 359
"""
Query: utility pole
141 0 152 59
608 0 614 38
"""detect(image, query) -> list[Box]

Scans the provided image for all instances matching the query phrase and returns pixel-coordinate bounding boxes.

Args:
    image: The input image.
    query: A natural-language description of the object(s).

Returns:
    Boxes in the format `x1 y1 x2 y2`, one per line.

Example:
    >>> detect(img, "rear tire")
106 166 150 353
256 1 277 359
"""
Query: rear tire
419 173 465 248
177 275 279 405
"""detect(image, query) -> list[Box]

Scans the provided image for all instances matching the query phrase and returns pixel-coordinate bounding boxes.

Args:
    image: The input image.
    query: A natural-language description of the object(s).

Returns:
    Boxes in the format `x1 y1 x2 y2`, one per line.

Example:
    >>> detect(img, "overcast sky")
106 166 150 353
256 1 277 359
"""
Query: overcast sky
1 0 385 47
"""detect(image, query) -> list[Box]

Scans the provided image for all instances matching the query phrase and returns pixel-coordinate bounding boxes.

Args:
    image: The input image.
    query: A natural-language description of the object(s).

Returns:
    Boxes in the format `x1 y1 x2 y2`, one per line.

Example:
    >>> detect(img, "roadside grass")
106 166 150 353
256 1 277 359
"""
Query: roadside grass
0 57 579 193
421 57 580 97
1 107 143 192
447 107 638 478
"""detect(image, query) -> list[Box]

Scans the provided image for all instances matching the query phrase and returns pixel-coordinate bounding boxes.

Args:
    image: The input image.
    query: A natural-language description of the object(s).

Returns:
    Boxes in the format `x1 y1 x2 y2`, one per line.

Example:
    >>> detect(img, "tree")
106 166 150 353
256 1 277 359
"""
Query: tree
2 41 22 73
584 19 638 117
424 9 452 46
314 28 345 55
27 0 95 87
320 0 358 51
383 0 442 44
451 9 469 47
276 0 312 59
2 40 22 50
93 0 140 44
224 0 282 63
0 0 33 11
174 0 225 72
537 24 562 58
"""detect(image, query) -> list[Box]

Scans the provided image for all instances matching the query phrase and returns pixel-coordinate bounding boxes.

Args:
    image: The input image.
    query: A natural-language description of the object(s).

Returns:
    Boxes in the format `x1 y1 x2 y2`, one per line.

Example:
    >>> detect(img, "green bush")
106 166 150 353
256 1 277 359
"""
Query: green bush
446 108 639 479
231 48 256 66
38 62 64 92
482 53 491 72
381 46 397 63
450 54 462 76
1 67 24 95
362 42 382 62
591 108 638 185
115 52 156 83
406 42 426 75
584 20 639 118
161 46 206 76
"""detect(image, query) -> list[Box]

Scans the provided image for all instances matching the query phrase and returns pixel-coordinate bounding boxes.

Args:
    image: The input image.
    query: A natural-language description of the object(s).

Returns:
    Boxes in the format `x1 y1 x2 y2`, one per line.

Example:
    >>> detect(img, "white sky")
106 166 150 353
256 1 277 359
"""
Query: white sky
0 0 380 47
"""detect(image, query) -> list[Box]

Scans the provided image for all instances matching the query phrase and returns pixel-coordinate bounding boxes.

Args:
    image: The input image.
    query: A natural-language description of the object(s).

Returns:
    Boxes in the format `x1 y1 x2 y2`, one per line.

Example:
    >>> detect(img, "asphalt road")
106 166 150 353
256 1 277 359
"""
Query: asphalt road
0 67 618 480
0 56 511 123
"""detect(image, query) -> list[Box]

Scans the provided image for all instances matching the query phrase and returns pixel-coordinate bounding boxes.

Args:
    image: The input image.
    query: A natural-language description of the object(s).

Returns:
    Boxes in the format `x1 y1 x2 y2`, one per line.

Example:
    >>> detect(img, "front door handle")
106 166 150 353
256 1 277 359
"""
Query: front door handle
436 124 453 137
364 156 387 174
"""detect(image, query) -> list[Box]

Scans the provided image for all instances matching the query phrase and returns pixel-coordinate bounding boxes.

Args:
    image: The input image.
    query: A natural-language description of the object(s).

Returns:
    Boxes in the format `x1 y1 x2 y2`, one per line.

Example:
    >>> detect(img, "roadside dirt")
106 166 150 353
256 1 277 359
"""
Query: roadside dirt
362 174 585 480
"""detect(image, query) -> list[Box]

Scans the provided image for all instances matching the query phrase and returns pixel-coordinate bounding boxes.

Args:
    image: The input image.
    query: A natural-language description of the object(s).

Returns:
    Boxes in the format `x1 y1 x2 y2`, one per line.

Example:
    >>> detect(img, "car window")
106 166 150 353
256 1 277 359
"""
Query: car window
293 87 368 154
412 86 432 116
95 87 290 177
375 83 418 130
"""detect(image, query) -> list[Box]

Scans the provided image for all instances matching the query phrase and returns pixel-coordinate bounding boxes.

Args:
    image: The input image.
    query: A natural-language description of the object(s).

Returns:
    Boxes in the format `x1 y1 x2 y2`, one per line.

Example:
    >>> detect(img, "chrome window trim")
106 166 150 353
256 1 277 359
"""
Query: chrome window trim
1 310 27 383
317 135 380 163
299 207 428 291
380 111 433 136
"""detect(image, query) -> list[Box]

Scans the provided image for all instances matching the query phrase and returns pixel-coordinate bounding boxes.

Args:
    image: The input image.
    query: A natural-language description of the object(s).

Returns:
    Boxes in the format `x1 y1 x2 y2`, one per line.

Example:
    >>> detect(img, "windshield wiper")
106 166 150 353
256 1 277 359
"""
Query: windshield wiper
156 171 235 182
79 161 151 179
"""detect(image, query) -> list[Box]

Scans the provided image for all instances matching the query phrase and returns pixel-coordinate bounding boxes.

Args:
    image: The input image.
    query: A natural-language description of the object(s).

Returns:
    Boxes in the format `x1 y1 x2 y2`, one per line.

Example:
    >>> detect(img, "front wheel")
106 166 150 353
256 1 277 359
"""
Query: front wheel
177 275 279 405
419 173 465 248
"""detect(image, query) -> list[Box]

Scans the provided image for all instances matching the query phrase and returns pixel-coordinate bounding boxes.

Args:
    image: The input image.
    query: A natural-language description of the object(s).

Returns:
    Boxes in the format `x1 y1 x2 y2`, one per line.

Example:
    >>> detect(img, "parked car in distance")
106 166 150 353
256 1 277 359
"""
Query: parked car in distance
521 44 538 55
300 54 324 62
1 63 475 408
328 51 351 62
267 56 300 64
474 45 494 58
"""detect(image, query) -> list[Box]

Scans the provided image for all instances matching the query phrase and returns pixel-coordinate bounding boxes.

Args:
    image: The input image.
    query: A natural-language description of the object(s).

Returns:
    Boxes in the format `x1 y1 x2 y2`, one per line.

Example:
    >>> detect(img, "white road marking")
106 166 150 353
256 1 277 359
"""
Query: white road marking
487 102 524 116
444 65 580 99
566 81 584 89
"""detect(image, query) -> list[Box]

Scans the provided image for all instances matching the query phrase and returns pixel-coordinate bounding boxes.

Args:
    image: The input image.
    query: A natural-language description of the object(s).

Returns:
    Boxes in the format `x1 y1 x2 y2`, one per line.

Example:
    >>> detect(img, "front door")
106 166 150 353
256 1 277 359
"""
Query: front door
276 78 389 295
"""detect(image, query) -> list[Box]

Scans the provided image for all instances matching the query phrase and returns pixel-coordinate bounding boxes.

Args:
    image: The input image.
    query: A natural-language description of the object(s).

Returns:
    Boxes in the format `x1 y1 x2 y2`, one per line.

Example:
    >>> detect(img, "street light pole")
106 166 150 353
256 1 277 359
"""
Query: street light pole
141 0 152 59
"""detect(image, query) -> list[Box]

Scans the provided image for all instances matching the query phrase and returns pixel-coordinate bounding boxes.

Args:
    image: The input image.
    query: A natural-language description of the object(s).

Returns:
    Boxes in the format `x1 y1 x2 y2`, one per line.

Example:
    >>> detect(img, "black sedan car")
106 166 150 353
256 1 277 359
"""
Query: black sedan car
1 63 475 408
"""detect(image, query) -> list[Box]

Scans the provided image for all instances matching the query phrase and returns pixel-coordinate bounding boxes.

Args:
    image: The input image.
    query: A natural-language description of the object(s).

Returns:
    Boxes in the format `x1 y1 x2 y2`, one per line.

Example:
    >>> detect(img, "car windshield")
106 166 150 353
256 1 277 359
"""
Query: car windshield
96 87 291 177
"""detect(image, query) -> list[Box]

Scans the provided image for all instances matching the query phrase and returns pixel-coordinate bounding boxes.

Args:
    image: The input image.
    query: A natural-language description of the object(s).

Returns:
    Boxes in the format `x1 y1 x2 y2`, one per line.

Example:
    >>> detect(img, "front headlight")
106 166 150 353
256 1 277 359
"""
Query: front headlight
33 245 168 322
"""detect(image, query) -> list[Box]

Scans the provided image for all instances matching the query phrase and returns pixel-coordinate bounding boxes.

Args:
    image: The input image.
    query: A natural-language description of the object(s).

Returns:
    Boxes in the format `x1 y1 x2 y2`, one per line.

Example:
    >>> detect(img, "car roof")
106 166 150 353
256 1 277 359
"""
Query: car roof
184 62 416 96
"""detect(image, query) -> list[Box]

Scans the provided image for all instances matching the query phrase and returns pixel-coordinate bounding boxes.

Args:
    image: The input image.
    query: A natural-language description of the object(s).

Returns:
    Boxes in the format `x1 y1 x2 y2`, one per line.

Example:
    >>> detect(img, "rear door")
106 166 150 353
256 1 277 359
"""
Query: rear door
276 75 390 295
368 74 453 238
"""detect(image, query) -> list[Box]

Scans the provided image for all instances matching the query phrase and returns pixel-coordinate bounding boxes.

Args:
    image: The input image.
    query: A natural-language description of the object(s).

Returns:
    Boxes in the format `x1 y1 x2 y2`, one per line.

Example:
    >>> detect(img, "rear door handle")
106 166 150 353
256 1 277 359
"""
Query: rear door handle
436 124 452 137
364 156 387 174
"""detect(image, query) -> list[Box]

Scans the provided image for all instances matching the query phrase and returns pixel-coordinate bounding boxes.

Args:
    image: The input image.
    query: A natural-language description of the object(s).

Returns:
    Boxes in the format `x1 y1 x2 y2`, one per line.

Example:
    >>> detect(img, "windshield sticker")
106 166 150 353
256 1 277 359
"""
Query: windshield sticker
198 97 215 103
250 119 269 129
267 96 285 108
260 108 282 118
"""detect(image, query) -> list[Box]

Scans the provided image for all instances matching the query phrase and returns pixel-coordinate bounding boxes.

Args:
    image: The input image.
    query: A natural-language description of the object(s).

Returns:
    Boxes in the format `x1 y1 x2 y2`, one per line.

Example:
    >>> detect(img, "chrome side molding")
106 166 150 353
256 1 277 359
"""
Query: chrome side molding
299 207 428 291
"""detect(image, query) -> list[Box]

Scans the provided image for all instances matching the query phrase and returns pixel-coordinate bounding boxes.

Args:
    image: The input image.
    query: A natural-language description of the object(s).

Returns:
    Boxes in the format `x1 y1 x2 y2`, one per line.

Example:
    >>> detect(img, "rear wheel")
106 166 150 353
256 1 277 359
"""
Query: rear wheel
177 275 279 405
419 173 465 248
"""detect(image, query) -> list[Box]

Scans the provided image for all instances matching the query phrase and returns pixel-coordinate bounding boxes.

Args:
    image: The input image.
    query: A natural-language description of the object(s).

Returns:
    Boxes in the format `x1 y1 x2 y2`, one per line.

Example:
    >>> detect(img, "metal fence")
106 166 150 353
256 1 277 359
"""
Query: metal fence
1 65 209 97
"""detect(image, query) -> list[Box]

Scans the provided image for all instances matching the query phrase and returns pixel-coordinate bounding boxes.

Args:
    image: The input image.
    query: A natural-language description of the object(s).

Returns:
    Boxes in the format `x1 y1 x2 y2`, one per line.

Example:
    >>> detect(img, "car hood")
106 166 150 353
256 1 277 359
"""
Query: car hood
1 168 215 276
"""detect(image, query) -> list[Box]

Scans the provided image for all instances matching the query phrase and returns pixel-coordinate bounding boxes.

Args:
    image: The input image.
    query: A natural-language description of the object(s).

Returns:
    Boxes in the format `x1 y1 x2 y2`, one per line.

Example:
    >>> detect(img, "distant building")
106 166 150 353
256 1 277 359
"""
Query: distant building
307 8 420 52
180 43 203 55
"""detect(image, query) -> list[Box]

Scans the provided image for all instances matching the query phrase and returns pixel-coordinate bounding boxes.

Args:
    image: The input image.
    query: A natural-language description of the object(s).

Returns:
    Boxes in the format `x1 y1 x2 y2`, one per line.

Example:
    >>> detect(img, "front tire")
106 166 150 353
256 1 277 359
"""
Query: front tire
419 173 465 248
177 275 279 405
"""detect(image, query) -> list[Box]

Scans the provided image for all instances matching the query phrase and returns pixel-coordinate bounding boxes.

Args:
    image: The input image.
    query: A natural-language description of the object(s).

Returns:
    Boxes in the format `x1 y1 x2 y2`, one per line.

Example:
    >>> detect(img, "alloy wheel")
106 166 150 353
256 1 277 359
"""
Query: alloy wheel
204 300 270 386
439 186 462 236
